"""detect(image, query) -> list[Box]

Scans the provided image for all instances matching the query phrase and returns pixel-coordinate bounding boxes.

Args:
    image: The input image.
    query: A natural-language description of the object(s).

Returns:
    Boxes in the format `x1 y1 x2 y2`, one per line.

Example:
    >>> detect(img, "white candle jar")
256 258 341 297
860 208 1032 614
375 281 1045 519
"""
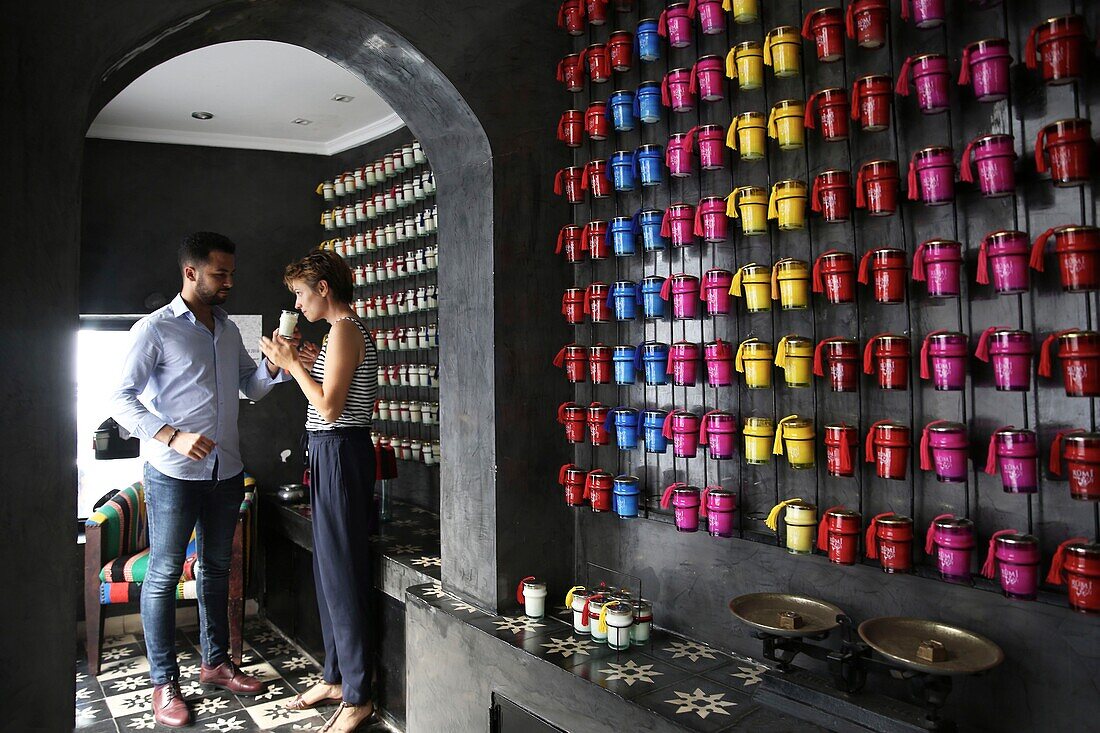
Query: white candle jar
519 579 547 619
354 298 366 317
423 446 436 465
384 225 397 246
377 400 391 420
431 441 441 461
354 169 366 190
355 203 368 224
409 402 422 423
383 157 395 177
353 266 365 286
630 600 653 645
601 601 634 651
395 221 407 243
402 182 415 202
374 331 388 350
427 365 438 387
392 151 405 173
376 366 388 386
418 326 430 349
384 193 396 213
386 331 399 350
402 146 415 168
404 216 416 237
365 199 377 219
397 401 410 422
426 247 437 269
323 211 335 230
588 597 608 642
365 164 379 186
334 177 346 197
346 205 358 226
397 294 409 315
414 179 426 200
412 141 426 164
408 366 422 387
394 186 406 208
410 439 423 461
322 182 335 200
425 172 436 193
568 588 594 635
365 300 377 319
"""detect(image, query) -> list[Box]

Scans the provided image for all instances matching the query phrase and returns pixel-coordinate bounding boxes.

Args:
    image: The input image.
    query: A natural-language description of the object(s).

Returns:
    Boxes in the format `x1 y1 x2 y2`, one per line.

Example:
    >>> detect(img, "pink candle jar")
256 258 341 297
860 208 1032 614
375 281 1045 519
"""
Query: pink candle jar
813 250 856 304
1035 119 1093 187
704 339 734 387
824 424 859 477
920 421 970 483
846 0 889 48
666 341 700 386
587 402 611 446
660 483 701 532
913 239 963 298
814 338 860 392
657 2 693 48
982 531 1040 600
661 67 696 112
801 7 845 62
960 134 1016 198
661 204 696 247
662 410 701 458
907 146 956 206
699 411 738 460
976 327 1032 391
855 159 900 216
666 132 692 178
851 75 893 132
1039 330 1100 397
701 268 734 316
864 334 911 390
660 273 701 319
804 88 850 142
958 38 1012 102
1030 225 1100 293
693 196 729 243
859 247 907 303
895 53 950 114
984 427 1039 494
693 0 726 35
553 344 588 383
977 230 1030 294
925 515 975 584
920 331 968 391
901 0 945 28
690 56 726 103
558 402 586 443
811 170 852 223
866 421 911 480
692 124 726 170
701 487 737 538
1026 15 1089 85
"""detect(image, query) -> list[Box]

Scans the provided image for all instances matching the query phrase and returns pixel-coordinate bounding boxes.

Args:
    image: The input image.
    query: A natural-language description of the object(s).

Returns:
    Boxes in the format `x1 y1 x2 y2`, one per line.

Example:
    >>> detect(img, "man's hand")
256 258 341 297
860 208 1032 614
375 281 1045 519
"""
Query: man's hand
170 432 215 461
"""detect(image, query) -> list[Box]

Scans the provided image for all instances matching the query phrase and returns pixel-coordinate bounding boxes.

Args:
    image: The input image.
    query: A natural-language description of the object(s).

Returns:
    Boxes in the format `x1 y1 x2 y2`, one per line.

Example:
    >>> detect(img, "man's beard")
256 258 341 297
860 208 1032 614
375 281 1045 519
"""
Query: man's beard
195 281 229 305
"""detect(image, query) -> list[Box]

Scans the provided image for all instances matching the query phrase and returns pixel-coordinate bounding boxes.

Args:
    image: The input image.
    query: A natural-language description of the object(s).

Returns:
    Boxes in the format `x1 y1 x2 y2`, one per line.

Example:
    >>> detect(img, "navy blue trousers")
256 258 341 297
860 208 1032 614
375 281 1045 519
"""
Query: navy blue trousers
307 428 376 704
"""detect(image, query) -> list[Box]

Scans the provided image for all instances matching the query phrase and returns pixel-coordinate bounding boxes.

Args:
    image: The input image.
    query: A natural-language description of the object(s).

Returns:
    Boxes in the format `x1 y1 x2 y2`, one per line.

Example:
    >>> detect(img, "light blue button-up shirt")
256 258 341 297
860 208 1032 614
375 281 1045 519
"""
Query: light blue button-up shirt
111 294 290 481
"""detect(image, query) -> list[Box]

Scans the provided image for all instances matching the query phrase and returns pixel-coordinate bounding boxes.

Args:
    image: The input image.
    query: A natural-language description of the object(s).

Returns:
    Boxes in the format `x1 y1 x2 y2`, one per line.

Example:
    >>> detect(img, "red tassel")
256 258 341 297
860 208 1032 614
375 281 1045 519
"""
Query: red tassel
912 242 927 281
557 402 570 423
900 0 911 21
1047 538 1088 585
580 162 592 191
553 346 567 368
1034 127 1048 173
1050 429 1083 475
857 249 874 283
553 169 564 196
920 330 942 380
850 78 861 120
558 463 574 484
660 208 672 238
855 165 868 209
958 44 972 86
844 3 856 40
810 176 823 214
659 275 674 301
812 251 827 291
981 529 1017 579
976 238 990 285
1024 24 1039 71
666 348 676 376
699 486 711 519
919 421 940 471
895 56 913 96
865 420 888 463
693 202 705 238
555 58 566 83
817 506 841 552
960 139 977 183
657 8 669 37
984 428 1010 475
660 73 671 107
662 411 675 440
907 153 920 201
660 482 683 509
689 62 700 95
555 227 565 254
1030 227 1055 271
1038 330 1067 378
866 513 893 559
925 514 953 554
813 337 834 377
516 576 535 605
582 285 593 314
863 335 881 375
804 91 819 129
839 427 853 474
975 326 1002 362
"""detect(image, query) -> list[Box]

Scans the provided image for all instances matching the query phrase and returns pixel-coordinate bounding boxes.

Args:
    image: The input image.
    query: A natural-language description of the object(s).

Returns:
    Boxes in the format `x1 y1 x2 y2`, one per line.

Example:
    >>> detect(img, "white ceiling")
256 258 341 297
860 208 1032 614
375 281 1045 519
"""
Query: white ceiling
87 40 403 155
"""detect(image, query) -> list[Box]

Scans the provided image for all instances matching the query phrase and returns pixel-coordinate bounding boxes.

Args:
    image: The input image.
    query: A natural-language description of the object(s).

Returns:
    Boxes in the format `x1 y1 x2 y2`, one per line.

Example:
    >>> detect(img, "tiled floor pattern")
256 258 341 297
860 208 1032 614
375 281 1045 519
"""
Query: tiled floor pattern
77 619 394 732
409 585 824 733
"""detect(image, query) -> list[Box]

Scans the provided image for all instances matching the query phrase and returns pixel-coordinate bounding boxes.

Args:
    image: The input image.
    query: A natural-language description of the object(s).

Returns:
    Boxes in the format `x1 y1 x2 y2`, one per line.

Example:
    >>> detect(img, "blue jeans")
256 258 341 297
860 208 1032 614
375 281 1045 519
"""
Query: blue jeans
142 463 245 684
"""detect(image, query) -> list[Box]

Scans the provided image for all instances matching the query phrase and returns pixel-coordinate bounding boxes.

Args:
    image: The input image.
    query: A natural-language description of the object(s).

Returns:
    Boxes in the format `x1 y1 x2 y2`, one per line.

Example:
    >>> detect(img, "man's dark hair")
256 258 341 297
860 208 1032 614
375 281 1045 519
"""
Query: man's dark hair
178 232 236 269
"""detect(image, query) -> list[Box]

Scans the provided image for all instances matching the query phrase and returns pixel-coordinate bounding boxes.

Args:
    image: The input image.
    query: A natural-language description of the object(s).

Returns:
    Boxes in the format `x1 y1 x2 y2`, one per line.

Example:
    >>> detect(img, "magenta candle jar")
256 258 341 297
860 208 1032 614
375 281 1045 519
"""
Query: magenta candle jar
693 0 726 35
1035 118 1093 187
661 204 695 247
693 124 726 170
693 196 729 243
896 53 950 114
901 0 945 28
661 273 701 319
978 230 1030 294
958 38 1012 103
701 487 737 538
908 146 955 206
660 483 701 532
814 338 861 392
811 170 852 223
984 532 1040 600
667 341 700 387
661 67 696 113
913 239 963 298
976 327 1033 391
925 515 975 584
662 410 701 458
701 269 733 316
666 133 692 178
704 340 734 387
984 428 1039 494
851 74 893 132
690 56 725 102
921 331 968 391
921 421 970 483
658 2 693 48
700 411 738 460
961 134 1016 197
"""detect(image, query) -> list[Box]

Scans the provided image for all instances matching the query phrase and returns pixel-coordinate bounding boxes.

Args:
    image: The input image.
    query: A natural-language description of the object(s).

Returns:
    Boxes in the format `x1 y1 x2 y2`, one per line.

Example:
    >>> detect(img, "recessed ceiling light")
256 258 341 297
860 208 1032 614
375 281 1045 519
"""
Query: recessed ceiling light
332 94 355 103
191 111 214 120
291 118 312 125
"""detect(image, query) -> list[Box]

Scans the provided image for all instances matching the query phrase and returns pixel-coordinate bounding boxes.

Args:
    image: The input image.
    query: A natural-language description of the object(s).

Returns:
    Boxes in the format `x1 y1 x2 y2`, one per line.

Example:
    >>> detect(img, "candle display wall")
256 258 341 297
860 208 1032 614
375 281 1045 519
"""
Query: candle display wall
554 0 1099 611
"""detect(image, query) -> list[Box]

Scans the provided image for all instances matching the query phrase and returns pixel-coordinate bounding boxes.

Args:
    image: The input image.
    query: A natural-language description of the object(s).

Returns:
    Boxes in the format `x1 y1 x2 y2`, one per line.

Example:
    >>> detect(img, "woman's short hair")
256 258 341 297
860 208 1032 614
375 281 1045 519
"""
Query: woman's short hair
283 249 354 303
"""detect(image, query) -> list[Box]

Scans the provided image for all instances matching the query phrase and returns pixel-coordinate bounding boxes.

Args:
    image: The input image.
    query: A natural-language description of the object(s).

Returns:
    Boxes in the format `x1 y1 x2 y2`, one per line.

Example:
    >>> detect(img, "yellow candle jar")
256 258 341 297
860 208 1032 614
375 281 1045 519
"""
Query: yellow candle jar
728 112 766 161
725 41 764 91
730 263 773 312
767 180 808 230
773 415 816 469
764 26 802 78
735 338 773 389
742 416 775 464
771 258 811 310
723 0 759 24
766 499 817 554
726 185 768 234
774 335 814 387
767 100 806 150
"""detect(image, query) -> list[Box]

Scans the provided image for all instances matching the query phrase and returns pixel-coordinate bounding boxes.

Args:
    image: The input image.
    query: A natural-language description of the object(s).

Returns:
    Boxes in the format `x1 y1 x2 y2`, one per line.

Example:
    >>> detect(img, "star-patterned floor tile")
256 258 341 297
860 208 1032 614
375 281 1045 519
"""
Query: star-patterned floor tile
238 680 294 707
97 654 150 682
468 613 565 649
102 674 150 696
103 633 140 649
77 676 106 703
701 659 771 690
530 633 620 670
74 700 111 729
192 691 244 720
634 676 754 732
117 711 160 731
408 555 441 568
645 631 730 673
570 653 691 700
103 688 154 719
243 698 322 730
196 713 254 731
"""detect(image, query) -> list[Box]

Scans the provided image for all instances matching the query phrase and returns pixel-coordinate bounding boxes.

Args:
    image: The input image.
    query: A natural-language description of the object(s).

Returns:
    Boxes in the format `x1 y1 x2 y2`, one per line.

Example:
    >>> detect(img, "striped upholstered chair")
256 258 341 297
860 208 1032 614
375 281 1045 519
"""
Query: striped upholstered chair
83 477 254 674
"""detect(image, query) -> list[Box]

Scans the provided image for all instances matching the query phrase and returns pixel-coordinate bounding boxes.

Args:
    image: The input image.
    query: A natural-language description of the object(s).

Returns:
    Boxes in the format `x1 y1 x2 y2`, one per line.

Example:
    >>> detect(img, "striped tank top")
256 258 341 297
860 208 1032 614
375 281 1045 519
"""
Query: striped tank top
305 316 379 431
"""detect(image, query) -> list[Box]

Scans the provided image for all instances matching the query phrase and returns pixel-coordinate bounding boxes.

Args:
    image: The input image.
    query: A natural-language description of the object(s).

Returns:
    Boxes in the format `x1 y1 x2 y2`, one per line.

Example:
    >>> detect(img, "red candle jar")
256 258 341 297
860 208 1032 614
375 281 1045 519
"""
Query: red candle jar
977 230 1030 294
556 225 585 264
557 53 584 92
1062 433 1100 501
583 43 611 83
814 338 860 392
811 170 852 223
858 248 906 304
823 425 859 477
913 239 963 298
976 327 1033 391
866 422 911 480
701 268 734 316
864 334 911 390
802 7 845 62
558 402 587 443
851 75 893 132
586 0 609 24
584 470 615 512
589 345 612 384
557 0 585 34
818 507 861 564
1039 330 1100 397
1026 15 1089 85
855 159 900 216
587 403 611 446
584 282 610 323
662 67 696 113
846 0 889 48
1035 119 1093 187
558 464 587 507
1049 540 1100 613
554 165 585 204
582 220 609 260
1030 225 1100 292
690 56 726 103
908 146 956 206
867 513 914 573
582 159 611 199
704 339 734 387
553 344 588 383
557 110 583 148
804 88 850 142
585 101 609 141
561 288 585 324
666 341 700 387
961 134 1017 198
895 53 950 114
958 38 1012 103
607 30 633 72
813 250 856 304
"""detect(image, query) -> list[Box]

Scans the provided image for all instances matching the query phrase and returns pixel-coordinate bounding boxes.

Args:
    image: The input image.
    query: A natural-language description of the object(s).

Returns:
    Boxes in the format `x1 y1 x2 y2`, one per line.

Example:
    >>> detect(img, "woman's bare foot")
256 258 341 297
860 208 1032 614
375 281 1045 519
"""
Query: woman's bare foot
283 681 341 710
321 701 376 732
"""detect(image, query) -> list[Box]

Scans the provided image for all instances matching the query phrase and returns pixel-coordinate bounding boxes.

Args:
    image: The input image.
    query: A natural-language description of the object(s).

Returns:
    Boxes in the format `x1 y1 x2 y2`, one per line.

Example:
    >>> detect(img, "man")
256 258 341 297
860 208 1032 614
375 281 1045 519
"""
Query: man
112 232 295 727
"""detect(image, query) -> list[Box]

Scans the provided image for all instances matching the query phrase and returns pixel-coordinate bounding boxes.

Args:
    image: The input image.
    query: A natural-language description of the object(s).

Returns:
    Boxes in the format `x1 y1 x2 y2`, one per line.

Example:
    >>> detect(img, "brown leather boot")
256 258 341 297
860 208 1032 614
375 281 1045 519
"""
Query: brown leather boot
151 682 191 728
199 660 265 695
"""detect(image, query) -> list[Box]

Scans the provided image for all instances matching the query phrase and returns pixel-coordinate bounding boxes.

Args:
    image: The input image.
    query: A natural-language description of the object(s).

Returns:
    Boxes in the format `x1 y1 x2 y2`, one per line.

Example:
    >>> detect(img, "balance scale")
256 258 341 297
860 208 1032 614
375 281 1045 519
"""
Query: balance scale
729 593 1004 733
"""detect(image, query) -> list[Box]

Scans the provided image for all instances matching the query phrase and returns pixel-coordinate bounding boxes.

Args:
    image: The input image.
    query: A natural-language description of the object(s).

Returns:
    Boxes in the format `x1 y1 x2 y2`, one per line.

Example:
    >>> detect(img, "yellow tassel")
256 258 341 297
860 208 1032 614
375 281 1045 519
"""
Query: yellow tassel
767 184 779 220
565 585 583 608
598 605 609 634
773 415 797 455
775 336 790 368
735 338 755 372
729 263 747 295
725 48 738 79
766 497 802 532
726 120 738 150
763 32 774 67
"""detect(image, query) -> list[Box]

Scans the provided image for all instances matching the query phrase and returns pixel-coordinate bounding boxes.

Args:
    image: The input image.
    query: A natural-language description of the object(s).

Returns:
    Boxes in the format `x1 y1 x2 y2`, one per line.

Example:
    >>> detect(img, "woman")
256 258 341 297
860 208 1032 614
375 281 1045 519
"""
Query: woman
260 250 379 732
